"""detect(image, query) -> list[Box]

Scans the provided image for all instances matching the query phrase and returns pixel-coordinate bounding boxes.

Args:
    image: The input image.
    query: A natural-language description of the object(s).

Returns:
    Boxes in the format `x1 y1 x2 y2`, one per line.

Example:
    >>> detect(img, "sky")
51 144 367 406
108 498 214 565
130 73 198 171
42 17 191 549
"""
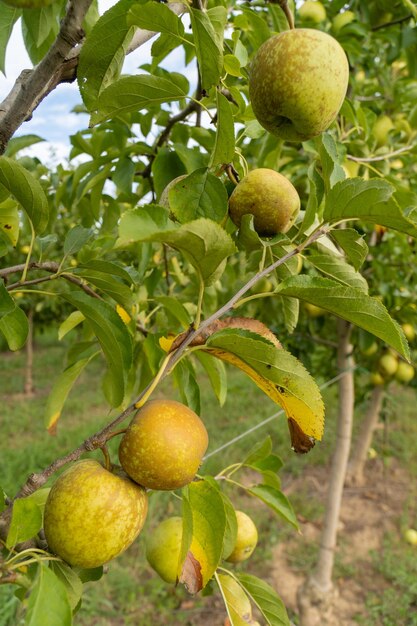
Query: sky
0 1 190 165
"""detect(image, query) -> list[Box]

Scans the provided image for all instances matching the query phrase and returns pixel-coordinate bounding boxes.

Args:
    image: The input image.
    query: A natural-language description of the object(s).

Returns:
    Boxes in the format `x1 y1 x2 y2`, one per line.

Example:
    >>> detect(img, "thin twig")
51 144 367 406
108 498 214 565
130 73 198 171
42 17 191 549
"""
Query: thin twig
346 144 415 163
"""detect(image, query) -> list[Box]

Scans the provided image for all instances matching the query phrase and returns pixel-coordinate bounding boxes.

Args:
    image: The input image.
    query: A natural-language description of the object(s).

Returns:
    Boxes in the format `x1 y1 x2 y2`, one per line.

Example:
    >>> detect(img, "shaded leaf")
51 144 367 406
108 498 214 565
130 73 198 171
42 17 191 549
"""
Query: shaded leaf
4 135 44 158
64 226 93 256
0 199 19 246
49 562 83 611
330 228 368 270
237 573 290 626
189 7 226 90
168 168 228 224
6 496 43 548
0 306 28 351
308 248 368 292
128 1 185 39
195 351 227 406
0 5 21 75
210 91 235 167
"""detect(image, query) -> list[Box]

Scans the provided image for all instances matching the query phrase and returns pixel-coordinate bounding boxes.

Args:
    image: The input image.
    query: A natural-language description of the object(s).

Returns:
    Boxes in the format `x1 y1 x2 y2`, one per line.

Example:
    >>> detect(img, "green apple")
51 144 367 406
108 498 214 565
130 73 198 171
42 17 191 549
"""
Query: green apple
342 159 360 179
372 115 394 147
249 29 349 142
404 528 417 546
362 341 378 357
305 302 325 318
44 459 148 568
395 361 415 384
332 10 355 34
299 1 326 23
119 399 208 490
225 511 258 563
402 323 416 342
1 0 55 7
228 168 300 236
378 353 398 378
370 372 385 387
146 517 183 583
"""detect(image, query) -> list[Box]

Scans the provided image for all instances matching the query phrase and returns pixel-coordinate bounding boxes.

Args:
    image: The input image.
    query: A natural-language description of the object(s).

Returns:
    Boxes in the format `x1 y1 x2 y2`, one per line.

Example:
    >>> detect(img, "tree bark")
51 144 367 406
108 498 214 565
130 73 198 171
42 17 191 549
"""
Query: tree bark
297 319 355 626
24 309 34 397
346 385 384 486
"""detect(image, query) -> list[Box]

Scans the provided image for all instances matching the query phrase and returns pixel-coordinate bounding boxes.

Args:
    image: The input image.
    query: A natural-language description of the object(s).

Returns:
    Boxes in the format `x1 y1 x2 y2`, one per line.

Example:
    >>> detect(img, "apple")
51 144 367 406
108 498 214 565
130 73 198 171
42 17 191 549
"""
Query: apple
119 399 208 490
362 342 378 357
1 0 55 6
368 447 378 459
402 323 416 343
342 160 360 179
395 361 415 384
44 459 148 568
249 29 349 142
299 1 326 23
370 372 385 386
146 517 183 583
304 302 325 318
332 10 355 34
404 528 417 546
372 115 394 147
159 174 188 213
378 353 398 378
228 168 300 236
225 511 258 563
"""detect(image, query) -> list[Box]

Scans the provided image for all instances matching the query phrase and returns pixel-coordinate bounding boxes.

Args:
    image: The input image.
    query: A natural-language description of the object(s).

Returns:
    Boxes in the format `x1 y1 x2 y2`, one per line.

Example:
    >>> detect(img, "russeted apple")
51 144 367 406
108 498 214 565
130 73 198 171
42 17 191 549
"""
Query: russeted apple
249 29 349 142
119 399 208 490
44 459 148 568
228 168 300 236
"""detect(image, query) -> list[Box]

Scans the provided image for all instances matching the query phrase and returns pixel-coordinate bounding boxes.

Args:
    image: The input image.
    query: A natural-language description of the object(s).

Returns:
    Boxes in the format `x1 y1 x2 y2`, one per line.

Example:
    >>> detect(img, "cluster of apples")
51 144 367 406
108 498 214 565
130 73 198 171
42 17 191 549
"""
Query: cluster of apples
369 324 415 386
43 399 258 580
43 399 209 569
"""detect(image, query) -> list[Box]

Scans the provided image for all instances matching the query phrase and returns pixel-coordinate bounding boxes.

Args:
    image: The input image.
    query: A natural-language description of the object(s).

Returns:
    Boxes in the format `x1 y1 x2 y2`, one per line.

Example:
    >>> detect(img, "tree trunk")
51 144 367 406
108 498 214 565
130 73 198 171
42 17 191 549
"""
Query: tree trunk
297 319 355 626
24 308 34 397
346 384 384 486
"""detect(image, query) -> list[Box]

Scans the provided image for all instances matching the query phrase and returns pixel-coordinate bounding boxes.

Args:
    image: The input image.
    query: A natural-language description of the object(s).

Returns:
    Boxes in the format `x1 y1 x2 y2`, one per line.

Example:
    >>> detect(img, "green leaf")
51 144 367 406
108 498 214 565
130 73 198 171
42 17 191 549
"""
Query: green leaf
0 157 49 233
63 226 93 256
277 276 410 358
0 199 19 246
155 295 192 328
0 5 21 75
189 6 226 90
6 496 43 548
0 305 29 351
330 228 368 271
58 311 85 341
181 478 227 590
78 0 136 109
237 573 290 626
128 1 185 39
4 135 45 158
308 247 368 292
25 564 72 626
152 149 187 200
91 75 187 125
218 491 238 561
49 562 83 611
210 92 235 167
324 178 417 238
113 155 135 195
168 167 229 223
0 280 15 317
195 351 227 406
242 436 273 466
45 352 100 433
318 133 345 192
248 484 298 529
73 268 133 310
206 330 325 442
117 204 174 245
62 292 133 407
174 360 201 414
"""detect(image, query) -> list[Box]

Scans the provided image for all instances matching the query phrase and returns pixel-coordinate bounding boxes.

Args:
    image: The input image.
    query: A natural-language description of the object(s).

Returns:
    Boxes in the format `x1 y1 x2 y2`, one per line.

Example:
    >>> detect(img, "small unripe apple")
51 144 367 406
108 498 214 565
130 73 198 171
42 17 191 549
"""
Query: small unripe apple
44 459 148 568
370 372 385 386
119 399 208 490
368 447 378 459
304 302 325 318
362 342 378 357
146 517 183 583
249 29 349 142
372 115 394 147
225 511 258 563
228 168 300 236
402 323 416 342
299 1 326 23
342 160 360 179
404 528 417 545
395 361 415 384
332 10 355 34
378 353 398 378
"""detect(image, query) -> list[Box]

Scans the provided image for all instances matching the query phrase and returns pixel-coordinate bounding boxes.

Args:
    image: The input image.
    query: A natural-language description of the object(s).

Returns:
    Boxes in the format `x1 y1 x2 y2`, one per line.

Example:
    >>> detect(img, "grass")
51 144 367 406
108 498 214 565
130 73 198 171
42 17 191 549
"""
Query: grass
1 334 417 625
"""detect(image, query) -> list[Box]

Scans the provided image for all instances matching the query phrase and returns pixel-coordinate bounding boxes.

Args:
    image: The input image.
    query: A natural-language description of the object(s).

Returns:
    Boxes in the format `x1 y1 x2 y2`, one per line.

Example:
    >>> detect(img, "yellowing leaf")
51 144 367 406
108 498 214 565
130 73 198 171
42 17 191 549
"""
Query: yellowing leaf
204 330 324 444
116 304 131 324
159 334 176 352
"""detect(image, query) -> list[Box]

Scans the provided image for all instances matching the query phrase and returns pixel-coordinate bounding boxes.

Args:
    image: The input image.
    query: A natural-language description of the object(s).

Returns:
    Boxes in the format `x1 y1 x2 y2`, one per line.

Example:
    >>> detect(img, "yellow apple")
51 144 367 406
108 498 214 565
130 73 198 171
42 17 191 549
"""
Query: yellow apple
332 10 355 34
372 115 394 147
225 511 258 563
378 353 398 378
402 323 415 342
299 1 326 23
395 361 415 384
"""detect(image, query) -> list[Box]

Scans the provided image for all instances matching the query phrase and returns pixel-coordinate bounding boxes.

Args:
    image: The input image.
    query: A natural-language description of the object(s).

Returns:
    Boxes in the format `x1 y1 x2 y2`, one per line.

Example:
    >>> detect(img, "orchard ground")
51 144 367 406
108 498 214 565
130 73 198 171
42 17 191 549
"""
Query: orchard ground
1 333 417 626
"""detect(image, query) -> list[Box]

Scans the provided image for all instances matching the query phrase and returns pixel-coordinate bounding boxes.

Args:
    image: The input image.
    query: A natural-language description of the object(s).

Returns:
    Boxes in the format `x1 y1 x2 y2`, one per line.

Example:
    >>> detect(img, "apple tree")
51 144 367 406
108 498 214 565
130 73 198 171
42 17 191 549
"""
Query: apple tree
0 0 416 625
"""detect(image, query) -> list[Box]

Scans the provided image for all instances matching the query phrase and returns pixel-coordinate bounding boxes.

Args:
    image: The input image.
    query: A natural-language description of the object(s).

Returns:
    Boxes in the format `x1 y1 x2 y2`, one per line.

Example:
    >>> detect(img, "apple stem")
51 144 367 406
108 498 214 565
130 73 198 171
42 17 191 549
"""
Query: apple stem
276 0 295 30
100 445 112 471
106 428 128 441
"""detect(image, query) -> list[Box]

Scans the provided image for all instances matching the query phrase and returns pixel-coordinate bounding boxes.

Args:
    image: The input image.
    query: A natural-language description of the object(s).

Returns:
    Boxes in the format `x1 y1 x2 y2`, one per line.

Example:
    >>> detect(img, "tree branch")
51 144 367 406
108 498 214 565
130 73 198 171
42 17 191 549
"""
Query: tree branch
0 2 187 154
